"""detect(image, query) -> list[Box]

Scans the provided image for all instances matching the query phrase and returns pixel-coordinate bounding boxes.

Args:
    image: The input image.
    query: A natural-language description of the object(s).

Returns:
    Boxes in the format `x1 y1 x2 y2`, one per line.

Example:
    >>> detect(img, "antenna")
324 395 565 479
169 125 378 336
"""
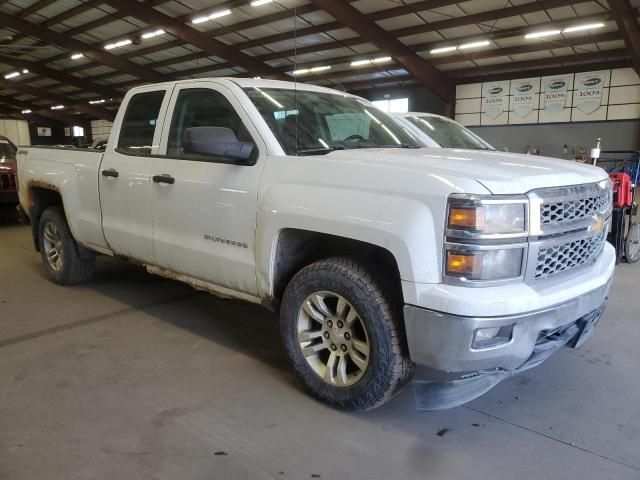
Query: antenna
293 6 298 155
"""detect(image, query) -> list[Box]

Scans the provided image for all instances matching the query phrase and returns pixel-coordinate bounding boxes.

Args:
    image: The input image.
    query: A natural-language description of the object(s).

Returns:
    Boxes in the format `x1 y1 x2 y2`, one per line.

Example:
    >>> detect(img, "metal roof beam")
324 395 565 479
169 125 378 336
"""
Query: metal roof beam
308 0 450 100
340 56 631 91
449 49 630 79
0 78 115 120
68 0 585 88
608 0 640 74
0 54 123 101
101 0 288 79
58 0 457 79
0 93 82 123
0 12 170 84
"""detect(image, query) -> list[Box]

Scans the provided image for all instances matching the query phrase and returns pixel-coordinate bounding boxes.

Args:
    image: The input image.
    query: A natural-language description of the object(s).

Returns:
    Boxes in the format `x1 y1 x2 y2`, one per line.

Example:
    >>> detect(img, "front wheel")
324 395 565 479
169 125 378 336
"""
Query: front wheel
280 257 412 411
38 207 95 285
625 221 640 263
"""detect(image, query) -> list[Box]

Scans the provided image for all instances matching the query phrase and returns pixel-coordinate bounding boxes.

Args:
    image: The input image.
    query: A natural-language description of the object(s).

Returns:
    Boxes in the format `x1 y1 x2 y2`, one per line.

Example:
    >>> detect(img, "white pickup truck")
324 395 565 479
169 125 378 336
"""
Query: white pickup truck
17 78 615 411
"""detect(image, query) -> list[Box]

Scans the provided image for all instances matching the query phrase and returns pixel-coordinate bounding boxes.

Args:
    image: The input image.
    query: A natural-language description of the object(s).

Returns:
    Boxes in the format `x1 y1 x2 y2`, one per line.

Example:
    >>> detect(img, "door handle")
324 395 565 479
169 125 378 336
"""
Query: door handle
153 174 175 185
101 168 119 178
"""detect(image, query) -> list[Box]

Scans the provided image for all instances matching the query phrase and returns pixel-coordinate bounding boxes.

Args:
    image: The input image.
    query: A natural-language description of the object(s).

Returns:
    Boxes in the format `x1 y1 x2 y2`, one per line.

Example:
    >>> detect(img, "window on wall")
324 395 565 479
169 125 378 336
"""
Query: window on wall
372 98 409 113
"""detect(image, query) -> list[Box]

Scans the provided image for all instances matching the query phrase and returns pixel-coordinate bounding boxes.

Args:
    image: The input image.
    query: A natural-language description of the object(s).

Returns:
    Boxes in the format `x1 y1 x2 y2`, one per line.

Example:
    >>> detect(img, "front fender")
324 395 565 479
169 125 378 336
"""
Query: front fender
256 183 442 298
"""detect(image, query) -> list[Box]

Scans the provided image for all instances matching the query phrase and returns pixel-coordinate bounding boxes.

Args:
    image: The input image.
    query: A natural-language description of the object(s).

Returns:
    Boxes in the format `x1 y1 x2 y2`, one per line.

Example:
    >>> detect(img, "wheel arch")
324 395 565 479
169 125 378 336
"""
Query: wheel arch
27 185 64 252
267 228 403 307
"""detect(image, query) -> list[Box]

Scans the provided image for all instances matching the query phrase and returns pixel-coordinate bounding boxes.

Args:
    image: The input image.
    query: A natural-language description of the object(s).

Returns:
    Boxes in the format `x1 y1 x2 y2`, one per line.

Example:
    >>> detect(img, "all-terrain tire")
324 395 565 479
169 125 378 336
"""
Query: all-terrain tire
38 206 95 285
280 257 413 411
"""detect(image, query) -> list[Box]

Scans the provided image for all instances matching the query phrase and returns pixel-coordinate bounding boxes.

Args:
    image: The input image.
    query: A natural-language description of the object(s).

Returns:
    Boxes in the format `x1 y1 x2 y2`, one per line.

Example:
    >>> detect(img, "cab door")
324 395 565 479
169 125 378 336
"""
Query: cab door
150 81 267 295
99 85 172 263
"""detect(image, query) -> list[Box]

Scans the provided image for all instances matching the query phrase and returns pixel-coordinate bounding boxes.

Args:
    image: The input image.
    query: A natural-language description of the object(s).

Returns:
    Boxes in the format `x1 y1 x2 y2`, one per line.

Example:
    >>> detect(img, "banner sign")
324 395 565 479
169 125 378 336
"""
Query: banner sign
482 81 508 119
543 76 570 114
511 78 537 118
36 127 52 137
574 71 607 114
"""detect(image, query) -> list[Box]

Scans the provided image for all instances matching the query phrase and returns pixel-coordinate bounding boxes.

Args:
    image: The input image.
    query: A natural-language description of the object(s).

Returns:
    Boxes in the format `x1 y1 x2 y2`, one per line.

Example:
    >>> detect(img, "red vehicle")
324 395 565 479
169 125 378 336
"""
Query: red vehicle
0 135 19 208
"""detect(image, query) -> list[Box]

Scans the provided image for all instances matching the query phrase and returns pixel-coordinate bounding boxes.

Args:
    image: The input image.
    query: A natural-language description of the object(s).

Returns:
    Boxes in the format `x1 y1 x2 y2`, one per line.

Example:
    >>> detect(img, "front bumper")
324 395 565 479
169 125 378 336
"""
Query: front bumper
411 301 606 410
404 278 612 373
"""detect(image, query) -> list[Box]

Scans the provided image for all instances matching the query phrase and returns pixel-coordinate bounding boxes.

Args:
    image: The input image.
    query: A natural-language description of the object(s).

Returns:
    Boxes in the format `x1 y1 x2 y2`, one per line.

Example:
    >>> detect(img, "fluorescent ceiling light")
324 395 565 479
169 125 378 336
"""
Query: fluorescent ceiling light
71 53 84 60
417 118 435 130
351 59 371 67
255 89 283 108
524 29 561 39
458 40 491 49
351 56 392 67
4 71 20 79
21 109 31 114
251 0 273 5
292 65 331 75
89 99 105 104
430 46 457 54
104 39 132 50
562 22 605 33
141 29 165 39
192 9 231 24
50 105 64 110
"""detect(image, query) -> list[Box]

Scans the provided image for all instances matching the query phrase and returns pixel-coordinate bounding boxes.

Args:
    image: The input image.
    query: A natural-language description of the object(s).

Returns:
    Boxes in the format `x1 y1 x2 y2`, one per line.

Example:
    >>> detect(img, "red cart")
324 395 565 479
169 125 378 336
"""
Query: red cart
599 151 639 264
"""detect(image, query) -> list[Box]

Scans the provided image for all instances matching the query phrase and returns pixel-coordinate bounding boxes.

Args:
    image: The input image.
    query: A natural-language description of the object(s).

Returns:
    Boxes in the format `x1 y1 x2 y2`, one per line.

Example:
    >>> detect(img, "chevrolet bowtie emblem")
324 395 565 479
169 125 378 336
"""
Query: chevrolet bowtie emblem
589 213 606 235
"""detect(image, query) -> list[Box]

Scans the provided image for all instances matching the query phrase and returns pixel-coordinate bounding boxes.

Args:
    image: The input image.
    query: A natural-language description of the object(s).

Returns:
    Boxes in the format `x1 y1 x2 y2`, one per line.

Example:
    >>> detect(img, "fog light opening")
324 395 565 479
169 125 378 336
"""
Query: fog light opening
472 325 513 349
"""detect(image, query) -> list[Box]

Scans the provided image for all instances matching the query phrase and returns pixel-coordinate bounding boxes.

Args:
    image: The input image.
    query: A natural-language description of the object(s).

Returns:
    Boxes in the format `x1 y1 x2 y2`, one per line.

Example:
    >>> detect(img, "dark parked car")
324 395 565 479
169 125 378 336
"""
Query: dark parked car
0 135 19 209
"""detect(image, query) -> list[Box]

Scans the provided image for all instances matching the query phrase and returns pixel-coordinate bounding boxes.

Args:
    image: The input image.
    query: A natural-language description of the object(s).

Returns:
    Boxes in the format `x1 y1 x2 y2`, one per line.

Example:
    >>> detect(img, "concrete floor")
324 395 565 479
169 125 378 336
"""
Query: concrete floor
1 218 639 480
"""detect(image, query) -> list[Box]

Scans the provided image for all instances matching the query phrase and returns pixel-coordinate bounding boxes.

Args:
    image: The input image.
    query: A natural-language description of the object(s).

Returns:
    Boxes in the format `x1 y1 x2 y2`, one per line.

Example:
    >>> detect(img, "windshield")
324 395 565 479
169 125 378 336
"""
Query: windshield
0 139 17 159
405 115 493 150
244 87 421 155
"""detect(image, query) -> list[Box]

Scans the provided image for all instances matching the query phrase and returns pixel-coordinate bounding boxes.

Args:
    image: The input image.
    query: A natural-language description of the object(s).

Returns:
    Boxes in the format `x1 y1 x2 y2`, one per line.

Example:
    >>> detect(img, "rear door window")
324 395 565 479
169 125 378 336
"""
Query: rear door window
117 91 165 155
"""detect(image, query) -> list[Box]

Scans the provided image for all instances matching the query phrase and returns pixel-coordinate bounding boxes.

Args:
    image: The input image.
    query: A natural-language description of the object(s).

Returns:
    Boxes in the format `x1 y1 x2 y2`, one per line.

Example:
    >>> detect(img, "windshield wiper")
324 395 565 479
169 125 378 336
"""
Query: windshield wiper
295 145 344 156
380 143 419 149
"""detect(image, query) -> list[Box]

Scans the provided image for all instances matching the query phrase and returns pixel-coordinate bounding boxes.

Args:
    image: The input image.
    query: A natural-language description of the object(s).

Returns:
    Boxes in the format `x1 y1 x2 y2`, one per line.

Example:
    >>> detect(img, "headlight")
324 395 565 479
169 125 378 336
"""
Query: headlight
444 194 529 285
445 246 525 281
447 195 527 238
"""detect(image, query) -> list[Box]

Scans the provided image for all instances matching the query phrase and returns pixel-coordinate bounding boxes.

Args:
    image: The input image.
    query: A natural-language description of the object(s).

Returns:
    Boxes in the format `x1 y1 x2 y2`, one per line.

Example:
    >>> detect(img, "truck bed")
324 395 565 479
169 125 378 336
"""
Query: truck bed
17 145 109 253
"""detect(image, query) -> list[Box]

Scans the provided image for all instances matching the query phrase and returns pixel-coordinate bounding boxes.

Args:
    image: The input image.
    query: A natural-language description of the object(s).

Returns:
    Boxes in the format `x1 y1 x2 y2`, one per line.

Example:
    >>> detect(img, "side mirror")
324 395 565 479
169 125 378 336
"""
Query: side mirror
184 126 254 162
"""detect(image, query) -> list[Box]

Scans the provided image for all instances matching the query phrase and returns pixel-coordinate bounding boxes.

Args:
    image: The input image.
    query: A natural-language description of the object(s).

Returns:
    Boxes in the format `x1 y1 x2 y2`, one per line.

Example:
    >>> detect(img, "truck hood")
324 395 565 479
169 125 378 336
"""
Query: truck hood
325 147 608 194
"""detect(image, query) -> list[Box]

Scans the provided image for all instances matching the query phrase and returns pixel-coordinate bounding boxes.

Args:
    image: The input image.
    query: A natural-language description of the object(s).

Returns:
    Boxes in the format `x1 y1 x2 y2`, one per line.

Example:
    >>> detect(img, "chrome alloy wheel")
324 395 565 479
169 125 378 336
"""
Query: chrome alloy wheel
296 291 370 387
43 222 64 272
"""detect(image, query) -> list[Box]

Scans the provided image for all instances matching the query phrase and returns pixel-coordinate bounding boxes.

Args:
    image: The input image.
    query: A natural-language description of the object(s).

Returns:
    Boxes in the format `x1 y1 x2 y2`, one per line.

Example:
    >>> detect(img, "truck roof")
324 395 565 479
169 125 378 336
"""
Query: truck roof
127 77 357 97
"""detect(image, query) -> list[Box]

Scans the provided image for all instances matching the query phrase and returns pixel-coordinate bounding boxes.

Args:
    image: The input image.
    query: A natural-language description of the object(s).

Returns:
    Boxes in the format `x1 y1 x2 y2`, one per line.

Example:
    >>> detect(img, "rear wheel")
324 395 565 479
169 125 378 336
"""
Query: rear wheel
38 207 95 285
280 257 413 411
625 221 640 263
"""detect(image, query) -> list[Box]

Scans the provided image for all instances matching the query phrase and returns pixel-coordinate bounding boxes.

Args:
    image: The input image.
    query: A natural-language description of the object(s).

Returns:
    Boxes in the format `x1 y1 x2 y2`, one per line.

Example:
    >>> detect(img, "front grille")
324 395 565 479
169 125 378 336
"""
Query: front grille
535 229 607 279
0 173 16 190
540 189 610 225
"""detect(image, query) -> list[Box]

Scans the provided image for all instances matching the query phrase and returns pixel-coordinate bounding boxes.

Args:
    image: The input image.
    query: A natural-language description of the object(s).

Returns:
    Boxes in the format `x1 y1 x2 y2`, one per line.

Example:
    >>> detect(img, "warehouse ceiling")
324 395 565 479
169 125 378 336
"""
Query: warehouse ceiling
0 0 638 122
